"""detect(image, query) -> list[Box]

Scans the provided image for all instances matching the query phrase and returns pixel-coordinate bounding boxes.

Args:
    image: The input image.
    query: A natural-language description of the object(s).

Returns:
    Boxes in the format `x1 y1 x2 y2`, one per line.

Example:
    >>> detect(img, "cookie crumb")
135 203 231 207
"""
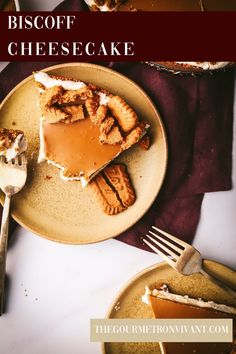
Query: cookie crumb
138 135 150 150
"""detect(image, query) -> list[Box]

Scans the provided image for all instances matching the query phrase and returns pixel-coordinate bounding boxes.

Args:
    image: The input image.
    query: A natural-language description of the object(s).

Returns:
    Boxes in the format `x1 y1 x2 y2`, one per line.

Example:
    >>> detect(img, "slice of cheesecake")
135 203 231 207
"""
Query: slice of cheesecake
143 285 236 354
34 71 149 187
0 128 27 161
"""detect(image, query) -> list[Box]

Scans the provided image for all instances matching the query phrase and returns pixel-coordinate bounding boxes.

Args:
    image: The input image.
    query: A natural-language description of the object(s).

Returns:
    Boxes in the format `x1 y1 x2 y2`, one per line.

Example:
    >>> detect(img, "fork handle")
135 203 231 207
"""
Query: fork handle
0 194 11 316
200 268 236 298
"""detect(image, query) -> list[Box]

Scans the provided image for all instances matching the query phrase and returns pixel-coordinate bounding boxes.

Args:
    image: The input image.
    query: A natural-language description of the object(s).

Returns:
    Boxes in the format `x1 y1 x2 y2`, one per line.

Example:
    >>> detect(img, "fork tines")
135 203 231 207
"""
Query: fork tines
0 153 27 166
143 226 185 264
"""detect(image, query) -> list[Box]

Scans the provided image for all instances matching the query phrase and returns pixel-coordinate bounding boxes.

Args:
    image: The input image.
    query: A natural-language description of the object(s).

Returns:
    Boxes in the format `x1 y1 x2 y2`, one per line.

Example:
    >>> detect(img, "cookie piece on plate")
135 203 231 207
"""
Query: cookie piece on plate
150 61 234 74
108 95 138 133
103 164 136 207
90 173 125 215
0 128 27 161
91 163 135 215
138 135 150 150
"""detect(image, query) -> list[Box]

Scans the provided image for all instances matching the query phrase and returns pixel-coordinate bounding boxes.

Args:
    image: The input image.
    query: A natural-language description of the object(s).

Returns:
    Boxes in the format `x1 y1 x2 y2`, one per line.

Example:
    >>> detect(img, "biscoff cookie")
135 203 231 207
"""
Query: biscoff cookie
108 95 138 133
57 89 82 105
39 86 63 108
42 105 70 124
121 121 148 150
85 96 100 122
100 116 115 135
61 105 85 122
103 164 136 207
96 105 108 124
76 87 94 100
90 174 125 215
100 126 123 145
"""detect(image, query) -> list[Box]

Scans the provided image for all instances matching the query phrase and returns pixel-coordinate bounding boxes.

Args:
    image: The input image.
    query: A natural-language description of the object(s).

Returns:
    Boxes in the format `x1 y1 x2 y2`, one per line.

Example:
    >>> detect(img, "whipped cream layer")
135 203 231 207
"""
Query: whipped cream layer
34 71 110 106
34 71 86 91
0 134 27 162
142 285 236 315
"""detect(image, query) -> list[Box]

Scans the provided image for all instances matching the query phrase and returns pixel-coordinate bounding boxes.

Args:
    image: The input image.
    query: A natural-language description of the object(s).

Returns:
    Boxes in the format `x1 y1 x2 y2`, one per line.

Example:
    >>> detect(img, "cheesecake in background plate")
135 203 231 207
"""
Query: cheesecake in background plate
85 0 236 11
143 284 236 354
148 61 234 73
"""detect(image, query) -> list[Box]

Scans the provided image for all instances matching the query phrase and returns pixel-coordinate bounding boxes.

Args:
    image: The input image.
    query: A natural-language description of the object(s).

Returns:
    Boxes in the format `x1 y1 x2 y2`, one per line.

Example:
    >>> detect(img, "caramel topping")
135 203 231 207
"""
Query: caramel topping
42 118 121 179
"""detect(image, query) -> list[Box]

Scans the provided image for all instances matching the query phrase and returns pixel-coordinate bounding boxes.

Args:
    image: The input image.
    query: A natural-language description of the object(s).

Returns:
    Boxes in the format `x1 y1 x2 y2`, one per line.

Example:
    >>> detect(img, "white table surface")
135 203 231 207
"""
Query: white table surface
0 1 236 353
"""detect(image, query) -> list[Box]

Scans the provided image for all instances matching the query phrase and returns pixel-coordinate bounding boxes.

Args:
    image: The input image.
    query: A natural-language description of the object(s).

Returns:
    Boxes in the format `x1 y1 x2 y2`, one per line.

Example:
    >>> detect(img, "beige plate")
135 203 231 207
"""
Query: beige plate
0 63 167 244
103 260 236 354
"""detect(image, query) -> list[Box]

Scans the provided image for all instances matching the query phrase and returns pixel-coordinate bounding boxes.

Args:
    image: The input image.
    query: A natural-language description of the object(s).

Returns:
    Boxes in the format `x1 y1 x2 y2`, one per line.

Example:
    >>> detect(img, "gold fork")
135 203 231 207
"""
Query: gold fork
0 154 27 315
143 226 236 298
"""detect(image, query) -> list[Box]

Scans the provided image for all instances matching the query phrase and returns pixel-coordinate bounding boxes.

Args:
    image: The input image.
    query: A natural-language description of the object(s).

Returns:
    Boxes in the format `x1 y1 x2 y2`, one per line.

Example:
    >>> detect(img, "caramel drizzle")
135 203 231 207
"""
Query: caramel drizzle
199 0 205 11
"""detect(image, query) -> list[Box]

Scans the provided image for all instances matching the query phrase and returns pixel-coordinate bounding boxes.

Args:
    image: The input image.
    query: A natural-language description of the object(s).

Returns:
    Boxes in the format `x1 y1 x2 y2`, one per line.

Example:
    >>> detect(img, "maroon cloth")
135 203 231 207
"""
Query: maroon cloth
0 0 234 251
109 63 234 250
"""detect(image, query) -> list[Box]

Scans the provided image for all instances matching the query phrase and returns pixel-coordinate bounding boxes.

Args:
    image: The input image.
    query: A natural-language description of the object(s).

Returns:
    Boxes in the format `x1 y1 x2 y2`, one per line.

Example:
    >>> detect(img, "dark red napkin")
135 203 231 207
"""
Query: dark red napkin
110 63 234 250
0 0 234 251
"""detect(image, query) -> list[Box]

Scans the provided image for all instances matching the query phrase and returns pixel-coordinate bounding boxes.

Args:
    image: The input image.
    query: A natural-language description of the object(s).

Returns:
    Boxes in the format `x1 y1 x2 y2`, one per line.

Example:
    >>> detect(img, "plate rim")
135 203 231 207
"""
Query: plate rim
102 259 236 354
0 62 168 244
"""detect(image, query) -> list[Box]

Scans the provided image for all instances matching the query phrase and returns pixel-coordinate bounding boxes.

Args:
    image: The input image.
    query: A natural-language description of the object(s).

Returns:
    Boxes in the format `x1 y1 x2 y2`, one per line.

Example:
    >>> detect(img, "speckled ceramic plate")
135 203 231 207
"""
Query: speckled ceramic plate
0 63 167 244
103 260 236 354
